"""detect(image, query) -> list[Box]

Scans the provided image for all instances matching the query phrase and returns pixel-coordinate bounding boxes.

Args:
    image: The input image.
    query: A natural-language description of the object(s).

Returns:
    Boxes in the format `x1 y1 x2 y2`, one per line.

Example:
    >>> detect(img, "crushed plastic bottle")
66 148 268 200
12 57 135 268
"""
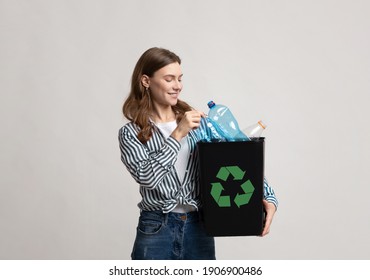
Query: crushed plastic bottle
198 117 227 142
207 101 248 141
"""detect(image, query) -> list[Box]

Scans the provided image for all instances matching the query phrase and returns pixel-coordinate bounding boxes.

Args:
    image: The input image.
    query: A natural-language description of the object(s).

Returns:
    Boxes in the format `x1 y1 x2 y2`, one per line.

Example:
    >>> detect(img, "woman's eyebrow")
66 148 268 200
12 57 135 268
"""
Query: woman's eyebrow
163 74 183 78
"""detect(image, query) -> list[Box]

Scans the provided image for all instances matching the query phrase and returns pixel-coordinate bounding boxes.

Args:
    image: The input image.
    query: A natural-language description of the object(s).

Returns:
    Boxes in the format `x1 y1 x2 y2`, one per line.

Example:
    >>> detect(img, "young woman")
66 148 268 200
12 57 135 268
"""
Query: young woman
118 47 278 260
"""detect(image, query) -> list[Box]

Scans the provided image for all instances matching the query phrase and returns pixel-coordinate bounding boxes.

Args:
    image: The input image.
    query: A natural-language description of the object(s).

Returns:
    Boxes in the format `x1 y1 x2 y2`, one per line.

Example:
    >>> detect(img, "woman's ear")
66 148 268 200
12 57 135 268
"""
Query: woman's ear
141 75 150 88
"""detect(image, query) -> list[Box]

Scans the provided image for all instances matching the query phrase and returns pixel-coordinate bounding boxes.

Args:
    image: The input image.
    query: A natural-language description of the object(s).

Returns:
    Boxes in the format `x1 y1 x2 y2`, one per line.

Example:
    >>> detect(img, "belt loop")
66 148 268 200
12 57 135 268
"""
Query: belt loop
163 212 168 226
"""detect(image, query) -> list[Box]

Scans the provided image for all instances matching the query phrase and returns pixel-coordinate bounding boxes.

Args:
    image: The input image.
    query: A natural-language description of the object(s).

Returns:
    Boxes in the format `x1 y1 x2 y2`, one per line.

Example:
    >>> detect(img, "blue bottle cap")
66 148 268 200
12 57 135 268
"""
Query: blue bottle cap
207 101 215 109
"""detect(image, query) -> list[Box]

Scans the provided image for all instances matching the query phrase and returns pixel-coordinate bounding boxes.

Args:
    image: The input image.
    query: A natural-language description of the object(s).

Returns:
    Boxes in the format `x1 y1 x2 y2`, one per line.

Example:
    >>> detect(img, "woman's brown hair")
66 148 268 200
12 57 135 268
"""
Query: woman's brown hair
122 47 192 143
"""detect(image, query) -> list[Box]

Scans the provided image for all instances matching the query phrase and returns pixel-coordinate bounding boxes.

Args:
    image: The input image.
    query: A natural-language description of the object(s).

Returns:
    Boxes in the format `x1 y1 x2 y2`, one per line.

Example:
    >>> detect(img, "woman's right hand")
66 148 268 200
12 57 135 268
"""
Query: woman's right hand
171 110 205 142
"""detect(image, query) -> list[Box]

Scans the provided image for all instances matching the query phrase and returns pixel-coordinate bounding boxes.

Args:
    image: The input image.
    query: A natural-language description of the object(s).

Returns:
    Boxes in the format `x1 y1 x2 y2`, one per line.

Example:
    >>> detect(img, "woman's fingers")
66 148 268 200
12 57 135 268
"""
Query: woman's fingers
171 110 205 141
185 110 205 128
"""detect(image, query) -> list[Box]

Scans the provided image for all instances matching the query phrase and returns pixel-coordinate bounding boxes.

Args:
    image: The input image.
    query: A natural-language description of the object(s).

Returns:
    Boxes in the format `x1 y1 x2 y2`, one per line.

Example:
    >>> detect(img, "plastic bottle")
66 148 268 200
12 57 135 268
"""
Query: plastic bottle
207 101 248 141
198 117 226 142
242 120 266 139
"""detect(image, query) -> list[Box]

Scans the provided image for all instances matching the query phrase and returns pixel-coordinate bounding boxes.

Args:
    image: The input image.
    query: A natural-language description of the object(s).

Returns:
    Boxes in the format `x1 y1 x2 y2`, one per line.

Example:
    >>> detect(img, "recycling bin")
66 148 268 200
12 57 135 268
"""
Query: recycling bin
197 138 265 236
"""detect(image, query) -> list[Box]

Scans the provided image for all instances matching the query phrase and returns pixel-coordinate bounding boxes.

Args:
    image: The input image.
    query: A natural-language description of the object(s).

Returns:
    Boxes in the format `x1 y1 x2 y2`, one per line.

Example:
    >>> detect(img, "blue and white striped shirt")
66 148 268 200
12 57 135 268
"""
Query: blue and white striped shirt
118 120 278 213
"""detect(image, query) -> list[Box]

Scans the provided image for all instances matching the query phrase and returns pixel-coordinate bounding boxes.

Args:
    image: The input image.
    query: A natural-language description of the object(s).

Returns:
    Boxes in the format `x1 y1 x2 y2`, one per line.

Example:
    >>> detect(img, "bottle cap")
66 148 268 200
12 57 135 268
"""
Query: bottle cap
207 101 216 109
258 120 266 129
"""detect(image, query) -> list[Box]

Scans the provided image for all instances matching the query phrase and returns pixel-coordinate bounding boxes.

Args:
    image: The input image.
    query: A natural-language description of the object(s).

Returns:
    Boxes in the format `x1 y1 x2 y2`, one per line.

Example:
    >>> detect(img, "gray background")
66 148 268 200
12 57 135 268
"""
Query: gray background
1 0 369 259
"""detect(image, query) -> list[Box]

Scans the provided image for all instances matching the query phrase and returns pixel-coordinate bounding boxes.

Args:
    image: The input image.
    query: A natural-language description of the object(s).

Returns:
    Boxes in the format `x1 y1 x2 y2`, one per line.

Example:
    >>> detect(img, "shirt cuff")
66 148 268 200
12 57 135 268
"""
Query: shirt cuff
167 135 181 152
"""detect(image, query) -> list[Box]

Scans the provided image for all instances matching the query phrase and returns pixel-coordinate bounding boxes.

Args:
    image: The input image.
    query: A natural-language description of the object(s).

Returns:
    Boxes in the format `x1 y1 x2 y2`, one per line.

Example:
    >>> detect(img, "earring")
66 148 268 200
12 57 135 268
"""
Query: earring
145 87 152 105
141 87 148 97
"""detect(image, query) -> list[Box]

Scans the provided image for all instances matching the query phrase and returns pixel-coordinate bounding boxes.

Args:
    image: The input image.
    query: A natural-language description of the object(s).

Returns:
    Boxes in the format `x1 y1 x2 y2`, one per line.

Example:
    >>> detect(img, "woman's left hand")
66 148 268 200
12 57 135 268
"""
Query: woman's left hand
261 200 276 237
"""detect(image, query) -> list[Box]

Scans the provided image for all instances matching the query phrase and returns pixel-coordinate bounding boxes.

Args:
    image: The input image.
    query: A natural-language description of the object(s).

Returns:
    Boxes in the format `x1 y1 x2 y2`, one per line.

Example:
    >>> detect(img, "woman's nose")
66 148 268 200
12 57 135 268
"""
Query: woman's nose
174 80 182 90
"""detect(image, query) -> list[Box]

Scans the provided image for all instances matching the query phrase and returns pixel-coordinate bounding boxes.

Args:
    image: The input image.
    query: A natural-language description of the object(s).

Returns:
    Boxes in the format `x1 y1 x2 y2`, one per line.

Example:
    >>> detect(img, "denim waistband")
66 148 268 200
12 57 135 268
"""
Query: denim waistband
140 210 200 224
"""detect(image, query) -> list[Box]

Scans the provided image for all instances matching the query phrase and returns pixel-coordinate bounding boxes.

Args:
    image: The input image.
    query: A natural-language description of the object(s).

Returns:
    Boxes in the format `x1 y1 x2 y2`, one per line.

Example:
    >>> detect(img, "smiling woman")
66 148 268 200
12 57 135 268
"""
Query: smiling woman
119 47 215 260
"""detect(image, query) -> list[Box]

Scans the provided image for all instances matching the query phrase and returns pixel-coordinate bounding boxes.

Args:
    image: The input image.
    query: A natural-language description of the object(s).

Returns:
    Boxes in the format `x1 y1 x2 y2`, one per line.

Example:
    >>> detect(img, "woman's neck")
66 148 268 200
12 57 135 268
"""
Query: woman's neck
151 107 176 123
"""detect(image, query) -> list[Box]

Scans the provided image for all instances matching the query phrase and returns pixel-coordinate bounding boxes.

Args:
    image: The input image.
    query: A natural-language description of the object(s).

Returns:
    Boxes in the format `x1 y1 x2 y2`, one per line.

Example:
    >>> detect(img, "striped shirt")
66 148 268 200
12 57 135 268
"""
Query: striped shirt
118 119 278 213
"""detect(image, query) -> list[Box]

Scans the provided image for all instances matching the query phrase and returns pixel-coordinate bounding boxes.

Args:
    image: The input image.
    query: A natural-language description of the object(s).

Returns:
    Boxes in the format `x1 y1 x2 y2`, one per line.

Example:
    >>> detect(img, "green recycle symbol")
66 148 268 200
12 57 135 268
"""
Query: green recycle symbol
210 166 255 208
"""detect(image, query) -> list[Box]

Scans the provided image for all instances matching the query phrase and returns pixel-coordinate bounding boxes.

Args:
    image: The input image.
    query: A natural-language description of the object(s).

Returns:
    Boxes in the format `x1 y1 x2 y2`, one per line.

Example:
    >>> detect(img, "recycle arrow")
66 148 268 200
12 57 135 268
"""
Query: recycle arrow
234 179 255 208
210 182 231 207
216 166 245 181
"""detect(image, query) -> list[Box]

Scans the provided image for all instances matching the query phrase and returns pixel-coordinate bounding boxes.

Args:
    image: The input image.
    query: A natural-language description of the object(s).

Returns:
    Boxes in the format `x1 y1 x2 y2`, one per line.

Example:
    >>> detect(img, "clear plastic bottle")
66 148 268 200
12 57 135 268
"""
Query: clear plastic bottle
242 120 266 139
198 117 227 142
207 101 248 141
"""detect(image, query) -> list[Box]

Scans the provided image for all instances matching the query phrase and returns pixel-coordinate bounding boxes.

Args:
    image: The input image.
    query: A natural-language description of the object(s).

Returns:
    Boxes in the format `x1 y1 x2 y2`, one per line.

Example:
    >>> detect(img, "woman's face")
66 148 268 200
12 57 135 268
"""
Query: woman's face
145 62 183 109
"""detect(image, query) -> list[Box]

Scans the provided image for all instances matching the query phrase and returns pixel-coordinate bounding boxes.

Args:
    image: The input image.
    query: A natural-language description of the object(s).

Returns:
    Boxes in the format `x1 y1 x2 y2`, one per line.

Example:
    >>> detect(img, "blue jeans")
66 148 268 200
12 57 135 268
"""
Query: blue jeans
131 210 216 260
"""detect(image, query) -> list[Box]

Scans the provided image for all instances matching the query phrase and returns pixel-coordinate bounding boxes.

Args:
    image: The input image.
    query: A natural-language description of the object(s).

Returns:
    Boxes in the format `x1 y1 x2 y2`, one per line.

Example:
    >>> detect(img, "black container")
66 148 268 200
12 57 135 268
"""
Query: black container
197 138 265 236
